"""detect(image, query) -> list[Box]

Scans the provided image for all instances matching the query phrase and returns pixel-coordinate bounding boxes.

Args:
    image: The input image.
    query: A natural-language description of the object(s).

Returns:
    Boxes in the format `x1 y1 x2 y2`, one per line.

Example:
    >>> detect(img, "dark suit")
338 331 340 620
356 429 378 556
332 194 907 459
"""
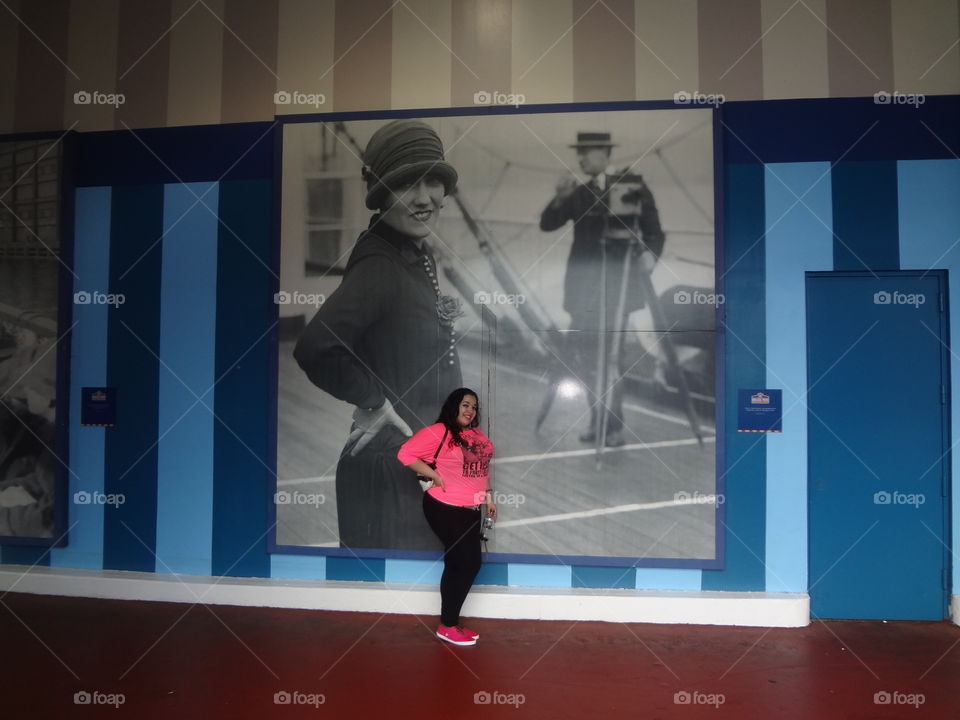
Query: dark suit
539 172 665 434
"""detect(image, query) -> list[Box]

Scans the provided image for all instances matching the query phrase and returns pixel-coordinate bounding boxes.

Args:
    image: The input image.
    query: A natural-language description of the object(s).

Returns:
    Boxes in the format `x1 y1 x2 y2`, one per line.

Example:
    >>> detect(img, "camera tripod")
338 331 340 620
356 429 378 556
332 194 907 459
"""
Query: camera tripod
591 215 704 468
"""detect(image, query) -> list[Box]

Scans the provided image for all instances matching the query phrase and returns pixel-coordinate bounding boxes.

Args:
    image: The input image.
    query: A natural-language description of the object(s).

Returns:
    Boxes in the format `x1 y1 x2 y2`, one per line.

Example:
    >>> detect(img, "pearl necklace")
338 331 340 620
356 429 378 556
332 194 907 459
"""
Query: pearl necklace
420 253 458 366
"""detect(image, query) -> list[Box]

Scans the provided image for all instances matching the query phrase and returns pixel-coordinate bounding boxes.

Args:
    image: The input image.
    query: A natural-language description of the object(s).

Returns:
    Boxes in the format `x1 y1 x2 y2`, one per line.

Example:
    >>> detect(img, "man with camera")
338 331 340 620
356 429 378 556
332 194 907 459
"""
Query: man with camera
539 131 665 447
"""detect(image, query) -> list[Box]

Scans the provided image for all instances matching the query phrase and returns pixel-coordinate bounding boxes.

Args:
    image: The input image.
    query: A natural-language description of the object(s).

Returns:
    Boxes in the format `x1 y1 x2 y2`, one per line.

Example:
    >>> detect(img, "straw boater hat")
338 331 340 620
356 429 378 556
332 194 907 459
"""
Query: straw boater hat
362 119 459 210
569 131 617 149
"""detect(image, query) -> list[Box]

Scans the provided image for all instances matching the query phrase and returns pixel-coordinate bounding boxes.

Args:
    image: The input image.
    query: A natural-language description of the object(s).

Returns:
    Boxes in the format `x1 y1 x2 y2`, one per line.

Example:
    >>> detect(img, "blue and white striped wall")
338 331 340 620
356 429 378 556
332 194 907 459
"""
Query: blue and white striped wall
2 100 959 614
46 170 710 592
47 178 273 578
0 120 715 595
753 156 960 599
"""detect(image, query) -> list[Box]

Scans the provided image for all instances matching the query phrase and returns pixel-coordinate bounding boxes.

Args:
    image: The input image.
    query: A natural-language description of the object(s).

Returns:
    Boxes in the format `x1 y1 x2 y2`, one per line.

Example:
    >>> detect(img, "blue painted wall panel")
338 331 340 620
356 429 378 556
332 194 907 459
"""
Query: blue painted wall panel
327 557 386 583
832 161 899 272
764 163 833 592
49 187 112 570
508 563 572 588
897 159 960 595
102 184 163 572
155 182 218 575
270 553 327 580
702 162 767 592
211 179 273 578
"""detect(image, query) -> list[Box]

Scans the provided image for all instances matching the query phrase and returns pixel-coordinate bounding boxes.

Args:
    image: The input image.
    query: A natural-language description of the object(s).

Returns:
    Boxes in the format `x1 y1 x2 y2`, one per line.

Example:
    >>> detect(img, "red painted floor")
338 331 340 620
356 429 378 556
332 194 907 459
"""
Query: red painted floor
3 592 959 719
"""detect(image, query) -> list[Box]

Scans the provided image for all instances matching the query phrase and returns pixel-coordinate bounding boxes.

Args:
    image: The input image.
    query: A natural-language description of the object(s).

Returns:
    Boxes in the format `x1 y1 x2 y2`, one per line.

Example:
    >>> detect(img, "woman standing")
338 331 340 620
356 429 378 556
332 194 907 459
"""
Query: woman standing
294 119 463 550
398 388 497 646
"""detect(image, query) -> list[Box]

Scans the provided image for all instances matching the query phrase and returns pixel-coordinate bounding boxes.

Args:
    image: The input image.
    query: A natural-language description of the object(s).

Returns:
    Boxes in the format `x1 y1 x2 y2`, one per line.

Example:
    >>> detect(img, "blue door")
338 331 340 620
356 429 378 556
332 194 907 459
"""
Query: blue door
806 271 950 620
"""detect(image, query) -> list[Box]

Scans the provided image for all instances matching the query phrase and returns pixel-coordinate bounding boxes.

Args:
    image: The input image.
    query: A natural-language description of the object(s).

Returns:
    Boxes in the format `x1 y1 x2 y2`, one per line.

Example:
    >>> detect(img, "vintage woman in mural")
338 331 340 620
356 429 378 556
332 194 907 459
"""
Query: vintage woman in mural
293 119 463 550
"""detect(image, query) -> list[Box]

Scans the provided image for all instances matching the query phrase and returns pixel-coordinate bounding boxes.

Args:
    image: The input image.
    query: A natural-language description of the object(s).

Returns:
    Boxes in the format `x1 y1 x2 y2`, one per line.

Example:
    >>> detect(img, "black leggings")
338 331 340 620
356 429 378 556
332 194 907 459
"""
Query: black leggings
422 493 482 627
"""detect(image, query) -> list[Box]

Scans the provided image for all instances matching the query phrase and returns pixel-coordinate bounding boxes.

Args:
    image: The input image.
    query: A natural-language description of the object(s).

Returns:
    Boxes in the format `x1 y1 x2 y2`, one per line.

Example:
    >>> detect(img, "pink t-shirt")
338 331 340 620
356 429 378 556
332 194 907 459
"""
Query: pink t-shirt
397 423 494 508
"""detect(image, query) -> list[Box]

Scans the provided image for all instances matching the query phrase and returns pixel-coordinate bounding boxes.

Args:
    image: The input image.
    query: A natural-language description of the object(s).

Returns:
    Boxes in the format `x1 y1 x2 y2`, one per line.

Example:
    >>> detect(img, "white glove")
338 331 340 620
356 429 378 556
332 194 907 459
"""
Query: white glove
347 397 413 456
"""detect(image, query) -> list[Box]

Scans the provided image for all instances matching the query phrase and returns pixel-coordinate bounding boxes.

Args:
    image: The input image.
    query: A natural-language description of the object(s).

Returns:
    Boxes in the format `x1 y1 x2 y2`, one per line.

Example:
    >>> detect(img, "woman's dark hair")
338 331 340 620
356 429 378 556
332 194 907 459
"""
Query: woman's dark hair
436 387 480 447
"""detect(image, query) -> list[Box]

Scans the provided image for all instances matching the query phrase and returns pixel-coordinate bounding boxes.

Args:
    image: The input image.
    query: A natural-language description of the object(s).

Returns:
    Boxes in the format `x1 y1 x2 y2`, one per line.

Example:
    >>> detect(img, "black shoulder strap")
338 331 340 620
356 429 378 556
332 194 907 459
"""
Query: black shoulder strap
432 427 449 463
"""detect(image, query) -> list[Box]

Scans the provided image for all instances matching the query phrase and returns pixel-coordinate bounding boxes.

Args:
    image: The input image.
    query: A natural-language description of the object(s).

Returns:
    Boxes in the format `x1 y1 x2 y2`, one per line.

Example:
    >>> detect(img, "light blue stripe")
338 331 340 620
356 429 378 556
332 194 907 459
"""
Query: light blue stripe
155 182 218 575
384 558 443 583
635 568 702 591
764 162 833 593
50 187 112 570
507 563 572 587
897 159 960 596
270 554 327 580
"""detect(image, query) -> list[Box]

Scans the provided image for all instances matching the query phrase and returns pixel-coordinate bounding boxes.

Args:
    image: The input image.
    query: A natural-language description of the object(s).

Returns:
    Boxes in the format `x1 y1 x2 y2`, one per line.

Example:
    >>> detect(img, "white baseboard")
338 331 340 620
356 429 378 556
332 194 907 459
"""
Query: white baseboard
0 565 810 628
952 595 959 626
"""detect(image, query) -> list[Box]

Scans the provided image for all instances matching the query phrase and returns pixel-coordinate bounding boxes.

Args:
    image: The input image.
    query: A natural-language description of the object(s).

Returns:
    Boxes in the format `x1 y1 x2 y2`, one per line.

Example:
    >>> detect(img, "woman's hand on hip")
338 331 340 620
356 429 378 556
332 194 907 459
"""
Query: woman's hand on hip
347 398 413 456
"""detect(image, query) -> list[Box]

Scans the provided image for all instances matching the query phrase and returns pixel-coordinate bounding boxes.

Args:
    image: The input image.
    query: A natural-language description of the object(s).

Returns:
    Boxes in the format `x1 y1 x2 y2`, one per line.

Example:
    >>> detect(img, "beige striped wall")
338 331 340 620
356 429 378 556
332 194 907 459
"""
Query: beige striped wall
2 0 958 133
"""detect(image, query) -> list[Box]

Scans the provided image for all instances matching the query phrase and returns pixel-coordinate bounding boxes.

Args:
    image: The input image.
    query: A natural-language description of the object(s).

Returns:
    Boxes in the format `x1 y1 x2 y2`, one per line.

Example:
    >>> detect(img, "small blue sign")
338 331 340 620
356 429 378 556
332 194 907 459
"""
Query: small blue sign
81 386 117 427
738 389 782 433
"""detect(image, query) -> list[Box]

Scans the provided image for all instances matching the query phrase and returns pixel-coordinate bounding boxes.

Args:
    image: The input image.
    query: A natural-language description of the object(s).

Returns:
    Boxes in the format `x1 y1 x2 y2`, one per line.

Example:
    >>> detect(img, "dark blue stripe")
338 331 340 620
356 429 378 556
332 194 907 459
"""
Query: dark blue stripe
702 163 767 592
474 562 508 586
832 161 900 272
326 557 386 583
572 566 637 589
102 184 163 571
212 178 273 578
70 97 960 188
0 546 51 565
722 96 960 164
73 122 275 187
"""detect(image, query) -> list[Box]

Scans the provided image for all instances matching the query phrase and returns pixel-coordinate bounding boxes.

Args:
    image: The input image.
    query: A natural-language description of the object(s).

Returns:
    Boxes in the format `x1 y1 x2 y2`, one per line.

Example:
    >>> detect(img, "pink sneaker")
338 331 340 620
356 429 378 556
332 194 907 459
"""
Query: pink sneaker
457 626 480 640
436 624 477 646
